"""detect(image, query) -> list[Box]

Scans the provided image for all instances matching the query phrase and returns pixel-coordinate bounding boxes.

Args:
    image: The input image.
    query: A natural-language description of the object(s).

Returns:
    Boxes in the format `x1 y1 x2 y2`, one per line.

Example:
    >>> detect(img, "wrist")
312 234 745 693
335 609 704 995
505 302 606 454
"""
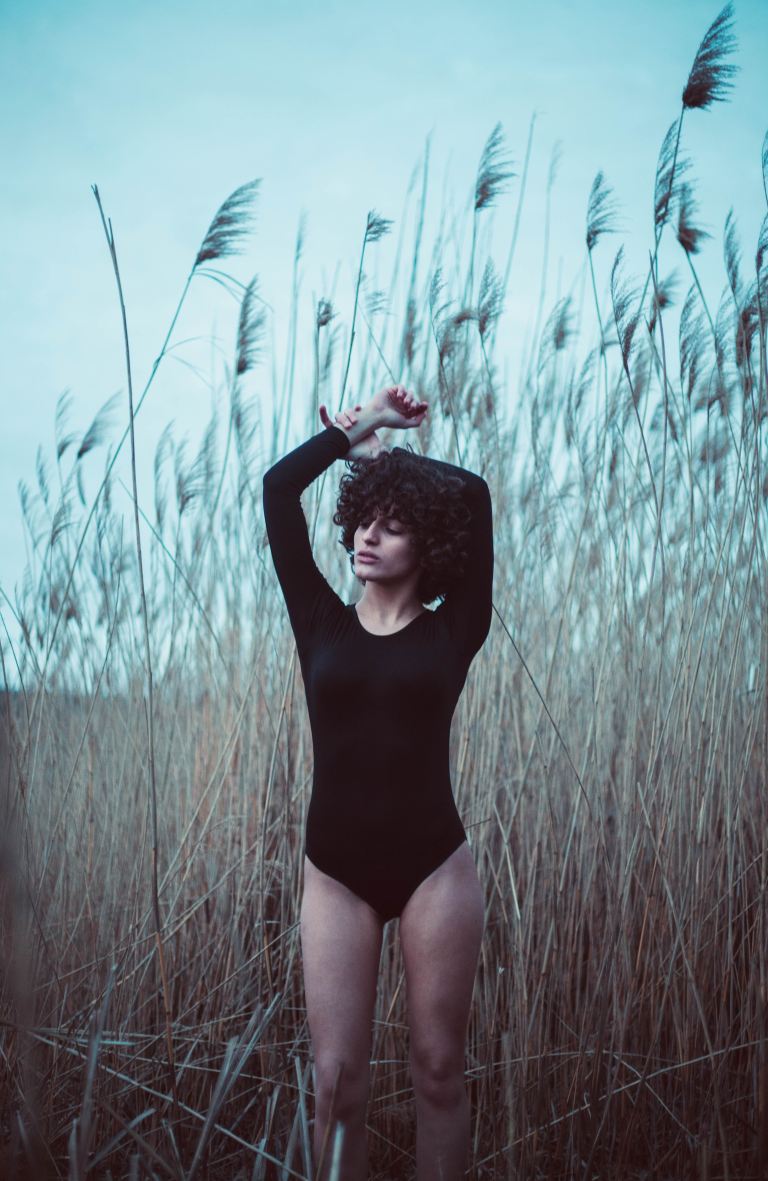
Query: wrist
335 401 384 446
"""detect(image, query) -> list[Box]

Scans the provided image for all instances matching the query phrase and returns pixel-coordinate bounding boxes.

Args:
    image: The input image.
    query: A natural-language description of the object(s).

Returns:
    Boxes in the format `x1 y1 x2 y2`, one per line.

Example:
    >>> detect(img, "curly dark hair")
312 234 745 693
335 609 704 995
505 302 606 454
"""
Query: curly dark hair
333 446 472 605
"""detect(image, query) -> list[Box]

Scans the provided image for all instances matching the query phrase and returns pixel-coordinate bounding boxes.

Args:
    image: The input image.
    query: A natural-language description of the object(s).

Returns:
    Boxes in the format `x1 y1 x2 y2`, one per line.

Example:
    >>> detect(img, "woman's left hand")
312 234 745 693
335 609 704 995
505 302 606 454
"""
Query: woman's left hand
319 403 383 458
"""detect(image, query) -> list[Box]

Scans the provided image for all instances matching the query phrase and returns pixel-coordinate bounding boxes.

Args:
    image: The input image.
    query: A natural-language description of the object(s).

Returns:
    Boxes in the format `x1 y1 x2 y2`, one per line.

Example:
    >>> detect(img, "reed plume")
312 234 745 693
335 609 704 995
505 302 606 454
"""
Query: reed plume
654 121 691 233
364 209 392 244
76 391 122 461
586 170 620 252
757 213 768 277
537 296 574 375
609 246 641 369
477 258 504 341
723 207 743 302
194 178 261 267
235 274 267 376
54 389 77 461
648 269 679 334
316 297 334 330
676 178 711 255
474 121 516 212
679 283 707 401
682 1 739 110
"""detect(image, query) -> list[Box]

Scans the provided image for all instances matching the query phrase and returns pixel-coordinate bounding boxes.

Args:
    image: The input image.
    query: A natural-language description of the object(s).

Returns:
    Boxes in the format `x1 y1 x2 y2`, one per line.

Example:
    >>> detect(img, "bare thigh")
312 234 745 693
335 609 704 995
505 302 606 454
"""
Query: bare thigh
300 856 385 1078
399 842 485 1069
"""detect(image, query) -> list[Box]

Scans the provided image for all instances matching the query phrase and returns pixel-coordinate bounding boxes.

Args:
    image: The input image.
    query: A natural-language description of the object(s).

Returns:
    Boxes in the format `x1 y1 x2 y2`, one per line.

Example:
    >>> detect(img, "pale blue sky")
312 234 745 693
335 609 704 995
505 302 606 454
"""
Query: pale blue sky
1 0 766 606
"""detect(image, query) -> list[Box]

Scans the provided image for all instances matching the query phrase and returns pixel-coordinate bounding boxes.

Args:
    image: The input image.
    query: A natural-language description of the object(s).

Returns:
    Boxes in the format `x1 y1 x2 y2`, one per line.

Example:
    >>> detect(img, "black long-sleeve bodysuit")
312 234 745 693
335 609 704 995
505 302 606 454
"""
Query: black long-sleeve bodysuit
262 425 493 922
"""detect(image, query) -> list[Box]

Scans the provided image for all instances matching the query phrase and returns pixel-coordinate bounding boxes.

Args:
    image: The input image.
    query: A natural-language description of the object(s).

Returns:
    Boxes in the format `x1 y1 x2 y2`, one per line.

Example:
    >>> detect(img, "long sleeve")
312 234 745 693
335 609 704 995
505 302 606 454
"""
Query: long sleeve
415 453 494 656
262 425 351 650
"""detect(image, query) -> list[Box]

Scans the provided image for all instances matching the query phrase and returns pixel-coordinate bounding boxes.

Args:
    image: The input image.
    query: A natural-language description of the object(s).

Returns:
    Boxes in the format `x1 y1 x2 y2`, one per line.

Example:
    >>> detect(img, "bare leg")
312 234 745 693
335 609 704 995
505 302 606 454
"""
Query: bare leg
399 842 484 1181
300 856 384 1181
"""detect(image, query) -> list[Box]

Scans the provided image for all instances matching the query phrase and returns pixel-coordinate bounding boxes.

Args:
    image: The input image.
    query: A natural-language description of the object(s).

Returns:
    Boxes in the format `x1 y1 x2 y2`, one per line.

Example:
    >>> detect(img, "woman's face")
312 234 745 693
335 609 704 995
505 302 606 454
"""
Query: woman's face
353 511 420 584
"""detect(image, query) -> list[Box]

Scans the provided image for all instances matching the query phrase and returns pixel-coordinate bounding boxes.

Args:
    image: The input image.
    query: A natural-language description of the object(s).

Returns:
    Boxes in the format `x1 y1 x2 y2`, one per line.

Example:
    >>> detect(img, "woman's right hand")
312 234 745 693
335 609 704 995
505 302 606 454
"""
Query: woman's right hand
370 384 429 429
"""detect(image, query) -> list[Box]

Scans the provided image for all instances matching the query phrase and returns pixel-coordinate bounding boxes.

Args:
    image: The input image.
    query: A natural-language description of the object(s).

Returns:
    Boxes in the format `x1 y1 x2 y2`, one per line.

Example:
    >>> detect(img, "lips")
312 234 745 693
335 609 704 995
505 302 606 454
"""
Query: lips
357 553 378 562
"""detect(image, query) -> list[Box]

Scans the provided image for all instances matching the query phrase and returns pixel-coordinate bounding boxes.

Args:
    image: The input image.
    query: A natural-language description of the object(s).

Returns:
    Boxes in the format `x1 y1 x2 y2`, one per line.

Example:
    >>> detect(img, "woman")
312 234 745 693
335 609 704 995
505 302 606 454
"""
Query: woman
262 384 493 1180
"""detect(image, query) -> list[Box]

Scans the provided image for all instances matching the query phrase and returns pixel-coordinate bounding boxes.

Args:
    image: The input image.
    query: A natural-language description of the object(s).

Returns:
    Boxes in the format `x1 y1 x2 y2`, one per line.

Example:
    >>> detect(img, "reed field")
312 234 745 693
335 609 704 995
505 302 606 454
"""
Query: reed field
2 5 767 1178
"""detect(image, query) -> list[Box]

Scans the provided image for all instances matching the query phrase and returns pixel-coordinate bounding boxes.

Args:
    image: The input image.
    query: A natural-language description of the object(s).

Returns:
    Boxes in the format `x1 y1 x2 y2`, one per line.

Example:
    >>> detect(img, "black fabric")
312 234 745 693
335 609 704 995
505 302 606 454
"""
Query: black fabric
262 425 493 921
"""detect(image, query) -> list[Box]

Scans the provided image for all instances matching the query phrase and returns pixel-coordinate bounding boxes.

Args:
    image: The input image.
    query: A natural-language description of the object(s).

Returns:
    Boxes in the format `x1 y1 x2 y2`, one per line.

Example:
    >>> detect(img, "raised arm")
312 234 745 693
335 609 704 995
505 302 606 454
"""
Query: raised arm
262 425 351 649
320 386 494 656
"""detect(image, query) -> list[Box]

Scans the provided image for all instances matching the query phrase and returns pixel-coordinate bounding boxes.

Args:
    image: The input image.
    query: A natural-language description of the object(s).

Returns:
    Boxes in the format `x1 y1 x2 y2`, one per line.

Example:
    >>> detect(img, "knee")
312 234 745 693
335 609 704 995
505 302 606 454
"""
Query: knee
314 1054 370 1124
410 1046 466 1110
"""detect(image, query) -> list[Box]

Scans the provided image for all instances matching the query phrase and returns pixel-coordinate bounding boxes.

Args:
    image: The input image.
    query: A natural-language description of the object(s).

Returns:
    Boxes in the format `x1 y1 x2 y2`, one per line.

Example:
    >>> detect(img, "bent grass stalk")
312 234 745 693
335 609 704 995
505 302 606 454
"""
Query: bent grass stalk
92 185 180 1122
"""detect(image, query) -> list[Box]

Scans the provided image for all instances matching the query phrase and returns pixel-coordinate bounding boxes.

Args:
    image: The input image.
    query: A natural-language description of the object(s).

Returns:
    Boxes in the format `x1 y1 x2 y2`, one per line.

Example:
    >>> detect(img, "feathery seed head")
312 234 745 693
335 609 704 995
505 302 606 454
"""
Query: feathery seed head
682 2 738 110
402 297 418 367
654 121 691 232
573 351 596 422
537 297 574 376
552 296 573 352
713 294 731 377
648 271 679 334
235 275 267 376
194 179 261 268
723 208 743 302
365 210 393 243
735 285 759 370
77 392 121 461
756 213 768 276
50 500 72 548
36 447 50 508
610 247 642 369
478 259 504 340
676 180 711 255
475 122 516 212
429 268 451 325
174 438 205 516
679 284 706 402
586 171 620 252
316 298 334 330
365 287 389 318
154 423 174 535
452 308 476 328
54 390 77 461
437 316 459 366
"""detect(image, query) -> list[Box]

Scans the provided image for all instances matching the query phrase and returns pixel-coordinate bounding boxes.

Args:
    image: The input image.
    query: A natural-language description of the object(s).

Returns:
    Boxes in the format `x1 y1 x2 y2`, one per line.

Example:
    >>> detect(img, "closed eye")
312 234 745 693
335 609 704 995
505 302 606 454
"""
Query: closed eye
360 517 404 534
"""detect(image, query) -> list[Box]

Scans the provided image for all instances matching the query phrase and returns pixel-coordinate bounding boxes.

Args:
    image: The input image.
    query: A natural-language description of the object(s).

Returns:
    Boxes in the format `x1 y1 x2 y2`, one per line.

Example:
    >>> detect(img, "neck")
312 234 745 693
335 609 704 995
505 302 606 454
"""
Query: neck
356 581 424 624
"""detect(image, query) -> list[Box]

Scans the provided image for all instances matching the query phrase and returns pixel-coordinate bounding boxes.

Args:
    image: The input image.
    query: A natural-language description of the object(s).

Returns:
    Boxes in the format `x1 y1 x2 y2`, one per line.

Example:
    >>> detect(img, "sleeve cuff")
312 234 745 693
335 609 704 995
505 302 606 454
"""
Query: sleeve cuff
329 424 352 456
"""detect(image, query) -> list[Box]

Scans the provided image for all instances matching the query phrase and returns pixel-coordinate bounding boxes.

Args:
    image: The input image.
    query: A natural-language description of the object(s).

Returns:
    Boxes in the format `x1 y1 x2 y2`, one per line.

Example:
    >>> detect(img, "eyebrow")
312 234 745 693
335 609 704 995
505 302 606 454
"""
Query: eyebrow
364 510 402 523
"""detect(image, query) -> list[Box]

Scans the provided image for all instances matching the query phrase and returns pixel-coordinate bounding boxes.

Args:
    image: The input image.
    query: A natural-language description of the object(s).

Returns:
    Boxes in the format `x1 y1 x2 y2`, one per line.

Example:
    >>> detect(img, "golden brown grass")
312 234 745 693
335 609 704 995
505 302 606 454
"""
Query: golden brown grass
2 6 767 1177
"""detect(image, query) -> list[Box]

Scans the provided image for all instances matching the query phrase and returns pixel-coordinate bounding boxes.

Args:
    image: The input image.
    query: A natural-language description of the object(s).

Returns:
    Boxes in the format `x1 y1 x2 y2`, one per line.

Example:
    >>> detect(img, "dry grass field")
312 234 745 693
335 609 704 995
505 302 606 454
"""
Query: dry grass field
2 5 767 1177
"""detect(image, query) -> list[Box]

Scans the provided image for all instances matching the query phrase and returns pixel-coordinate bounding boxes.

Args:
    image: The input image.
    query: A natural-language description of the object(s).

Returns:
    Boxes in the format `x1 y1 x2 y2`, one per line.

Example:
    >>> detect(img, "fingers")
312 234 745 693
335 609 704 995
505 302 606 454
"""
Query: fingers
321 404 356 430
334 403 365 428
388 384 428 420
